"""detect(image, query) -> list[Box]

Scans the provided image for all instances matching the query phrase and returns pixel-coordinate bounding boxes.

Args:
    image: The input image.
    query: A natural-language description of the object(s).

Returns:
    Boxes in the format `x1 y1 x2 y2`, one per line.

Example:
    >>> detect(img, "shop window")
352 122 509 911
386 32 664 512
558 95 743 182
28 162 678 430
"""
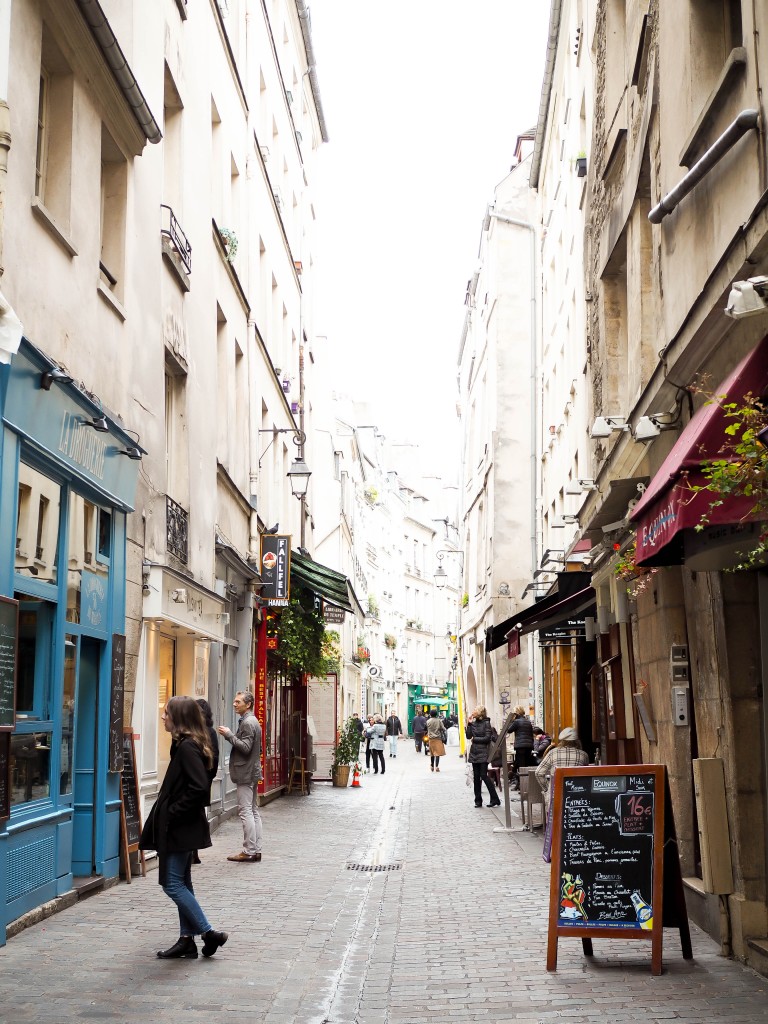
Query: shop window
67 493 110 625
16 462 61 584
158 633 176 780
11 596 54 807
60 636 76 795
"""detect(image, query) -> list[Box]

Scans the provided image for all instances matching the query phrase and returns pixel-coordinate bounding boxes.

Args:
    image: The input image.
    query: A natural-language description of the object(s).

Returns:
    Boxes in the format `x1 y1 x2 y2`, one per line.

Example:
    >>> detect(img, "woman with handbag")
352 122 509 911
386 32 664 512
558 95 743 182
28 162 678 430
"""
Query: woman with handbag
425 709 446 771
465 706 501 807
139 695 228 960
366 714 387 774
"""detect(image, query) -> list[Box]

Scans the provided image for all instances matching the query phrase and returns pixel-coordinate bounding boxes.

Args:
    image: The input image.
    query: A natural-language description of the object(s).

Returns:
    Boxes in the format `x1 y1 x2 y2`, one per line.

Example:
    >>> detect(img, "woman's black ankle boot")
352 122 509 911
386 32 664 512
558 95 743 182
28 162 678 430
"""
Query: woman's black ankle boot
202 929 229 958
157 935 198 959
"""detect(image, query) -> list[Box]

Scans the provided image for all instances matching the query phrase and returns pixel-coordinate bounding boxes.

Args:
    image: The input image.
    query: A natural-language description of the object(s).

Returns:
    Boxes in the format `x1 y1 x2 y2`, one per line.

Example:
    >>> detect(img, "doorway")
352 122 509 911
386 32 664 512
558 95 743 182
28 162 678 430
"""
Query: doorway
72 637 101 876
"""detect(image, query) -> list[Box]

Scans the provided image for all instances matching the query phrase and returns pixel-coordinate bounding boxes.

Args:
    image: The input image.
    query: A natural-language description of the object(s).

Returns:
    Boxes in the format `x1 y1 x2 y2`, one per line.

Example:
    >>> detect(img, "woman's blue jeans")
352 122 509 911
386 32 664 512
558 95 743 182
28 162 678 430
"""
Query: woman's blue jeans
162 851 212 937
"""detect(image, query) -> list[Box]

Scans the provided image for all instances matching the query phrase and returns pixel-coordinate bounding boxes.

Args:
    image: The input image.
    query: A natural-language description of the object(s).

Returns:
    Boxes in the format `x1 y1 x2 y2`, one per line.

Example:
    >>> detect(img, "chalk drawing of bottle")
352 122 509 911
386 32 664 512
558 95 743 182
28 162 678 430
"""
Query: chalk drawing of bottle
631 891 653 930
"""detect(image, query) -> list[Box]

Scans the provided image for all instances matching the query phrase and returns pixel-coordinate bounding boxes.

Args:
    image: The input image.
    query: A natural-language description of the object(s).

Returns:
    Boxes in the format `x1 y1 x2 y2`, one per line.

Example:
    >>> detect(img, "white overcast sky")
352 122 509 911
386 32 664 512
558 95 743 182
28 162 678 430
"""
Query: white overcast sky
309 2 551 476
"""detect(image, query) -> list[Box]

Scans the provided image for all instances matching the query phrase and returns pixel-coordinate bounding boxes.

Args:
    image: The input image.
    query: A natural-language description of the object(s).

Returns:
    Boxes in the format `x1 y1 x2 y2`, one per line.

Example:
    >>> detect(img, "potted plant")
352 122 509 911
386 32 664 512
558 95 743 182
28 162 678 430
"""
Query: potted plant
218 227 238 262
331 716 360 787
384 633 397 649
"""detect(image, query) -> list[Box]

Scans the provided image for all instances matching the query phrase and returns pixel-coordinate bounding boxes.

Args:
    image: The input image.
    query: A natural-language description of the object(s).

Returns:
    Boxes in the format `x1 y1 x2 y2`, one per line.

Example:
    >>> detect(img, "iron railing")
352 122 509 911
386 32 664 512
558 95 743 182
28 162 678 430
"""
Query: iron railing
166 495 189 564
160 204 192 276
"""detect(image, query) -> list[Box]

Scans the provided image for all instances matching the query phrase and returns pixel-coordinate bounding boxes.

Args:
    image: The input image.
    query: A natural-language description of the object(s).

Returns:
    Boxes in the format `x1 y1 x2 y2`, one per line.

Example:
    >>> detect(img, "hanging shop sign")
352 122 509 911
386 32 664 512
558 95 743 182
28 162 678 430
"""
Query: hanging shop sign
260 534 291 606
323 601 346 624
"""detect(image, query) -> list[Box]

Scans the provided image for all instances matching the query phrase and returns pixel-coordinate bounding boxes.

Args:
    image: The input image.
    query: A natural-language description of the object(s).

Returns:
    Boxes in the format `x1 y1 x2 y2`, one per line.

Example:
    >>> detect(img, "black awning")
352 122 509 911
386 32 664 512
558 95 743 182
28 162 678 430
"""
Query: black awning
516 585 595 635
486 571 593 652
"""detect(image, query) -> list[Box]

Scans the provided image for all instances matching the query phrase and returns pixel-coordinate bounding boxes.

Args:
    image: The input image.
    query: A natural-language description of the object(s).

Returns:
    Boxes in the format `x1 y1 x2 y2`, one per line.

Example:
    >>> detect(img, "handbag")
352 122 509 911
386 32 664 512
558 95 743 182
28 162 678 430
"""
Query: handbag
439 725 447 743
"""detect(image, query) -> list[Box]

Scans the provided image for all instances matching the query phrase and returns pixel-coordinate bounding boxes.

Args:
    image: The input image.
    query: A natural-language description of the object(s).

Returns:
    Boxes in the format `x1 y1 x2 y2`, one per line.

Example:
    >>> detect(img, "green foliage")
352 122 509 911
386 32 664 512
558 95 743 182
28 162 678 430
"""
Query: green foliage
367 594 379 617
461 592 469 607
384 633 397 649
218 227 238 262
276 593 340 675
332 716 361 768
687 393 768 570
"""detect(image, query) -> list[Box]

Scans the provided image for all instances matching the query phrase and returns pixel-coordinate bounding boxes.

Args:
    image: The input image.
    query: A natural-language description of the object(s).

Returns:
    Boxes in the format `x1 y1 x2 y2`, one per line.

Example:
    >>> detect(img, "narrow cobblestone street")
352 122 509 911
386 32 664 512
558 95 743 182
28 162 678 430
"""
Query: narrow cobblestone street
1 748 766 1023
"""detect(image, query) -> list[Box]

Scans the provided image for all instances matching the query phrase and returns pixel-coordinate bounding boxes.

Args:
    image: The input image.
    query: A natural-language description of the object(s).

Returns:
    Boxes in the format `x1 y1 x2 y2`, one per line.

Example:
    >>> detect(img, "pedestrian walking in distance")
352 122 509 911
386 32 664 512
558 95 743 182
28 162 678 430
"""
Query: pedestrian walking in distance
364 714 375 770
425 709 446 772
385 710 403 757
411 709 427 752
465 706 501 808
366 714 387 774
218 690 264 863
509 704 535 790
139 695 228 959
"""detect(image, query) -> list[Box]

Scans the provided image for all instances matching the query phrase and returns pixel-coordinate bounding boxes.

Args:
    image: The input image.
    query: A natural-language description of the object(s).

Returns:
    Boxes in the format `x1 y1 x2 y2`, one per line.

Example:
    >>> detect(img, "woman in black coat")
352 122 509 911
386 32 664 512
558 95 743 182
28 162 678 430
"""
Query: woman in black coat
139 695 228 960
465 705 501 808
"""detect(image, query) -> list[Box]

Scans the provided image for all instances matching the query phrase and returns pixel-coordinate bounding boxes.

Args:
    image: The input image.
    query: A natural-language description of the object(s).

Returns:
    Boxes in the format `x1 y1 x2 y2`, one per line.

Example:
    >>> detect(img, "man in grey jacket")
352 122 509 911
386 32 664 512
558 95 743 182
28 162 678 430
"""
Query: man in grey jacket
218 690 263 862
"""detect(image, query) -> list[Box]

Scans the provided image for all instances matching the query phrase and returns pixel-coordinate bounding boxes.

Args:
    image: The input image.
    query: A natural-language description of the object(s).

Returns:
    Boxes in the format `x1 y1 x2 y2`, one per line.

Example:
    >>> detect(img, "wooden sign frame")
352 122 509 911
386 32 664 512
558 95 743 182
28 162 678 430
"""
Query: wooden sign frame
546 764 691 976
119 729 145 882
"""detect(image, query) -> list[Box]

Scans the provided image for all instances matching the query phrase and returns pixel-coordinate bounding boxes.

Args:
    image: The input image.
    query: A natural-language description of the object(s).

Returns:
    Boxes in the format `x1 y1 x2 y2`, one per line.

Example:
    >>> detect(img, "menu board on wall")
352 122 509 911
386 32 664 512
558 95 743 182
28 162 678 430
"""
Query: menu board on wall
307 674 338 780
0 597 19 732
546 765 691 976
108 634 126 773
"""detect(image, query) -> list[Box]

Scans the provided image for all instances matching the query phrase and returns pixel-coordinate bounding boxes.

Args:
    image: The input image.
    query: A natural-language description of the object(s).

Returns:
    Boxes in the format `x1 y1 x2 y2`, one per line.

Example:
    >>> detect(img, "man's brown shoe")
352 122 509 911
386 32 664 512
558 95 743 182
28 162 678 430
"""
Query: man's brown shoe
227 852 261 862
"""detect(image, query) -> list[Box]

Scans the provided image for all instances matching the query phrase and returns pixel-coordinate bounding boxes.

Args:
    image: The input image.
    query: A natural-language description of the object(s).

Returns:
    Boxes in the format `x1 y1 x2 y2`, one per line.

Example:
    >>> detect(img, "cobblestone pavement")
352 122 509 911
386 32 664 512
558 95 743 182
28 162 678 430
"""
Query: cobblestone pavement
2 744 767 1023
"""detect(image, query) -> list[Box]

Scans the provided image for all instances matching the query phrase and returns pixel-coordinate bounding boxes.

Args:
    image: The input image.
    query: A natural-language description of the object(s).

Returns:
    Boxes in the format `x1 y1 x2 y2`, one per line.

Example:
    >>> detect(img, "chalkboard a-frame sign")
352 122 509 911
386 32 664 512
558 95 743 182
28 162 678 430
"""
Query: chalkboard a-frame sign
119 729 145 882
546 764 692 976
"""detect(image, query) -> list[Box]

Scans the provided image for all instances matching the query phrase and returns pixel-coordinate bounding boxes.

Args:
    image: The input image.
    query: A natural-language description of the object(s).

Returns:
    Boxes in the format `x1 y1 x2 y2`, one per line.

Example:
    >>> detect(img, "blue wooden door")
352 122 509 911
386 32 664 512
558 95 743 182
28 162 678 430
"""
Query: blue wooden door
71 638 100 876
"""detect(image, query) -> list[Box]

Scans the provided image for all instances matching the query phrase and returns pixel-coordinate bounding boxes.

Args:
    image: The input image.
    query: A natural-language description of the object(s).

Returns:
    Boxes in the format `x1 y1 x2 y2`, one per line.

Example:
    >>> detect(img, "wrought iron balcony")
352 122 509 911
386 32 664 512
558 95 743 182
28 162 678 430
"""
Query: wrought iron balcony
160 204 192 276
166 495 189 564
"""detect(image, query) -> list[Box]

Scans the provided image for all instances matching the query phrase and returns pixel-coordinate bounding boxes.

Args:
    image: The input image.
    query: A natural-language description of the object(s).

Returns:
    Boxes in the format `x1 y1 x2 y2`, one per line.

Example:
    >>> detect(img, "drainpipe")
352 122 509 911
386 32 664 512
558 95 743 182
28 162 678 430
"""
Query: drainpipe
295 0 329 143
649 110 759 223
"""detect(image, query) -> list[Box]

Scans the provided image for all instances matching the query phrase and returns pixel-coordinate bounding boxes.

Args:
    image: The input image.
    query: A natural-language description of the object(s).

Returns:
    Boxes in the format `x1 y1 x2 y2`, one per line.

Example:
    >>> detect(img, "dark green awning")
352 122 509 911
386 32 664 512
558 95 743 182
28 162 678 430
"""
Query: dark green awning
290 551 364 619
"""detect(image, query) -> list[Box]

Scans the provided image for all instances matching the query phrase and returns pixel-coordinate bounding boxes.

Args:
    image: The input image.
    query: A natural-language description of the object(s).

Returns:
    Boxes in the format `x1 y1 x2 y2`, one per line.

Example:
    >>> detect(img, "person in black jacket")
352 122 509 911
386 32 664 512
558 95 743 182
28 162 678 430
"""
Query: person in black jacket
465 706 501 808
139 696 228 960
509 705 535 790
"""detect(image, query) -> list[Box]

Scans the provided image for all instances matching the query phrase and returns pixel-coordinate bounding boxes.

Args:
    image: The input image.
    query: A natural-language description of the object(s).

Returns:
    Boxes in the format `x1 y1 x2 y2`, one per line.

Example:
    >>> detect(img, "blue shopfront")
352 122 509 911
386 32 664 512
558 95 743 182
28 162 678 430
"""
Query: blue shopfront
0 340 142 945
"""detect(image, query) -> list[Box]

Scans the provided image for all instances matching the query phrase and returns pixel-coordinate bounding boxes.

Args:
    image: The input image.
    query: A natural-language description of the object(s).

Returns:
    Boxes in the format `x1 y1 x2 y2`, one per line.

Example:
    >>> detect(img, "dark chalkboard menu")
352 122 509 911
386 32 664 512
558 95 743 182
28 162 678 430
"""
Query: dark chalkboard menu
546 765 691 976
119 729 145 882
0 733 10 822
0 596 19 732
108 635 126 773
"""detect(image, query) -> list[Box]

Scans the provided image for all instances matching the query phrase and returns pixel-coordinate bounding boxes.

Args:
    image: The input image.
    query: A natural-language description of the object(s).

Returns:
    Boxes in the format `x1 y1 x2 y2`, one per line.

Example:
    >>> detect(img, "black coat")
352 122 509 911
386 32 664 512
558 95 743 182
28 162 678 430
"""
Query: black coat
465 717 496 764
510 715 534 750
139 736 212 881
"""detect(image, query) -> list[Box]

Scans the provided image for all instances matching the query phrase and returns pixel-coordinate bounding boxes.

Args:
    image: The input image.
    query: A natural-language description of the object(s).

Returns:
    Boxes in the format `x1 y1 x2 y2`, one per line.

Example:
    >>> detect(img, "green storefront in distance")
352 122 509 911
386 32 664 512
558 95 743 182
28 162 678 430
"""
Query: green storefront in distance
406 682 457 735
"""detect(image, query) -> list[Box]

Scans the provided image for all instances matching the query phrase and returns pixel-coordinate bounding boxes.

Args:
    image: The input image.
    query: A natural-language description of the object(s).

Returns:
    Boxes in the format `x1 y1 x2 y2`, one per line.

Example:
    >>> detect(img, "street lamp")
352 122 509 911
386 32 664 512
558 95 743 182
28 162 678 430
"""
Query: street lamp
287 455 311 498
433 549 464 589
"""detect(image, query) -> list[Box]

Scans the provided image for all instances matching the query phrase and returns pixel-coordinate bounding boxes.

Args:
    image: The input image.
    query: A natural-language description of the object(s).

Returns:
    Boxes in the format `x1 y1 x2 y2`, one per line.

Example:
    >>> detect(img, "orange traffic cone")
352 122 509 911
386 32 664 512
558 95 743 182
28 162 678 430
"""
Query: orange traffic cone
351 764 362 788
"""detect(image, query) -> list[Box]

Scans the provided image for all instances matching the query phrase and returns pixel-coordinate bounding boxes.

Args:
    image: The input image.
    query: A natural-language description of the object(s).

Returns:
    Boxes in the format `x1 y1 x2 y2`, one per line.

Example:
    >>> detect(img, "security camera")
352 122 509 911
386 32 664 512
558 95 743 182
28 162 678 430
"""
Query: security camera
601 518 628 534
725 275 768 319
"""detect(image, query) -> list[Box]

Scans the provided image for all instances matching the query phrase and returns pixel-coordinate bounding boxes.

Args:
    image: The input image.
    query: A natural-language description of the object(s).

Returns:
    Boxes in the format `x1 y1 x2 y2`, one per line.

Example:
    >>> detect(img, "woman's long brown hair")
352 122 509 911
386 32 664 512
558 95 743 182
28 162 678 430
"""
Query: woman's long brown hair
165 695 214 770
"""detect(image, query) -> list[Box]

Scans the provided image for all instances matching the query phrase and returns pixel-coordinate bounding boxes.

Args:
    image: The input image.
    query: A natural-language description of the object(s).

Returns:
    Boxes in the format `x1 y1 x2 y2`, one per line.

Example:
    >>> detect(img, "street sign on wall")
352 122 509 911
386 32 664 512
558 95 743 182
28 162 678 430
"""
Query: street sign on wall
260 534 291 606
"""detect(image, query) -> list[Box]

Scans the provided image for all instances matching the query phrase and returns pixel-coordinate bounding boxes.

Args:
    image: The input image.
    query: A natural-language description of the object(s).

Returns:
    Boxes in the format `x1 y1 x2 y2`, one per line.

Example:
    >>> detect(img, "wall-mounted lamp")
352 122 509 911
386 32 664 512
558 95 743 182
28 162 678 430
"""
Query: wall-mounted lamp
83 415 109 432
40 367 74 391
433 549 464 589
118 446 142 460
533 568 555 579
725 275 768 319
565 478 596 494
521 582 549 598
540 548 565 568
286 456 311 498
590 416 628 439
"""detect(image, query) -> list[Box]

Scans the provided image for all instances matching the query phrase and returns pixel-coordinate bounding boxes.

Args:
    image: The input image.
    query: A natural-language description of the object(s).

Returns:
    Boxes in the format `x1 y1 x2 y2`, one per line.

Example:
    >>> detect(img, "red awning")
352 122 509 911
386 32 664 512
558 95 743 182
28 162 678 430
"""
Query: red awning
631 334 768 566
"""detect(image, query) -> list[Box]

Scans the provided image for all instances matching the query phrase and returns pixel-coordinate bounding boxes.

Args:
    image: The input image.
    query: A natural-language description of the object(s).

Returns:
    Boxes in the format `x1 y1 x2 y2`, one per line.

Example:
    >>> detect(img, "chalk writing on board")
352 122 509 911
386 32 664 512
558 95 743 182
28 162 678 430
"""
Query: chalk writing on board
120 732 141 848
558 773 656 929
109 636 126 772
0 733 9 821
0 598 18 731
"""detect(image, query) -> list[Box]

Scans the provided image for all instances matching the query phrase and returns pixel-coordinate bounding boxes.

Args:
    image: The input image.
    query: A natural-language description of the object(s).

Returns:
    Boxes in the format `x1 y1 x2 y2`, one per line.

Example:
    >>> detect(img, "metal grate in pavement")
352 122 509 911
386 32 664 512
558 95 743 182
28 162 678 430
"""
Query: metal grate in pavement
346 862 402 872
